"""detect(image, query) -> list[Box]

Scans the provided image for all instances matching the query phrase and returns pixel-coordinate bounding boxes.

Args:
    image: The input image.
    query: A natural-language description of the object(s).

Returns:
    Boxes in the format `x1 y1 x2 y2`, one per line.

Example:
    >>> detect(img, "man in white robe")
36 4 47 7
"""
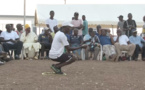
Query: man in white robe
20 24 41 60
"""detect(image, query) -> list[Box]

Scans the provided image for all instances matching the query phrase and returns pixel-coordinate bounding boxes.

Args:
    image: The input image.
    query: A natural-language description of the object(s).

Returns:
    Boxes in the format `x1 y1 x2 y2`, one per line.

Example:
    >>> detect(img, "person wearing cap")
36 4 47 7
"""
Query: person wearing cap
114 29 136 61
129 30 145 61
123 13 137 37
49 21 87 74
16 24 23 37
71 12 83 36
38 28 52 59
0 24 23 59
117 15 125 34
20 24 41 60
45 10 58 32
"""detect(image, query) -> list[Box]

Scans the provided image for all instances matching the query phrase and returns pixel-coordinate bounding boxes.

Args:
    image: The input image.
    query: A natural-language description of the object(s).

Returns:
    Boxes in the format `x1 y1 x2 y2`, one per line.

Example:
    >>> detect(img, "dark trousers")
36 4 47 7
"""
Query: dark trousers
133 44 140 59
142 46 145 59
3 41 23 55
40 43 51 57
125 30 132 37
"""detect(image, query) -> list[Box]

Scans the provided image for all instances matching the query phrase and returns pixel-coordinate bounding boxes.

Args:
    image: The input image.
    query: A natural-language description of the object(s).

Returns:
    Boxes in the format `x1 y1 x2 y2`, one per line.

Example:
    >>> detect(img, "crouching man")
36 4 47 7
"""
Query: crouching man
49 21 86 74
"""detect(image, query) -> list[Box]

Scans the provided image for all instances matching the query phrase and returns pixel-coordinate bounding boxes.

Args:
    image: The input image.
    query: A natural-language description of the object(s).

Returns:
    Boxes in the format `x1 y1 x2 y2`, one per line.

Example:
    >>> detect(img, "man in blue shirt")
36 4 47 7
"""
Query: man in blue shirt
38 28 52 59
99 29 116 61
129 30 145 60
70 29 83 60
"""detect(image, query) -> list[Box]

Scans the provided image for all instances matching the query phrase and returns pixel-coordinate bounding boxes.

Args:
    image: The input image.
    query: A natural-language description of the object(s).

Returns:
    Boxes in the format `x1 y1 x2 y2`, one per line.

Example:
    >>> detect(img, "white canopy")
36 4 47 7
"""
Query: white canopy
35 4 145 27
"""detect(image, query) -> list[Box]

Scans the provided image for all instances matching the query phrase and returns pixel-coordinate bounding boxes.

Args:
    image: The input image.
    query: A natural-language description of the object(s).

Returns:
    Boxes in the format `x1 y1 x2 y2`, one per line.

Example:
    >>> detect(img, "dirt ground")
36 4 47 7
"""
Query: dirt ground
0 60 145 90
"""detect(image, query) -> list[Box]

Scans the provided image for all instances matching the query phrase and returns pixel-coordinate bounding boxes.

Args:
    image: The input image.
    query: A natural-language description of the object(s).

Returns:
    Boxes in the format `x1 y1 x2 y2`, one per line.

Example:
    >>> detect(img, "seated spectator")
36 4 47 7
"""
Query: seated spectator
83 28 100 60
70 29 83 60
114 29 136 61
16 24 23 37
129 30 145 61
51 26 59 38
89 31 100 59
20 24 41 60
99 29 116 61
0 45 6 64
38 28 52 59
0 24 23 59
0 44 10 62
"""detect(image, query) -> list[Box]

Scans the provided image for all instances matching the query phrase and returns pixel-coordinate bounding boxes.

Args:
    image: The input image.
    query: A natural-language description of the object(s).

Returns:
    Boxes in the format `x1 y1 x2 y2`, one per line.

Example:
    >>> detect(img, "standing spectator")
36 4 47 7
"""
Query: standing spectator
99 29 116 61
38 28 52 59
69 17 75 35
117 15 125 34
0 24 23 59
20 24 41 60
82 15 88 36
123 13 137 37
71 12 83 36
70 29 83 60
16 24 23 37
142 16 145 34
114 30 136 61
129 30 145 61
45 10 58 32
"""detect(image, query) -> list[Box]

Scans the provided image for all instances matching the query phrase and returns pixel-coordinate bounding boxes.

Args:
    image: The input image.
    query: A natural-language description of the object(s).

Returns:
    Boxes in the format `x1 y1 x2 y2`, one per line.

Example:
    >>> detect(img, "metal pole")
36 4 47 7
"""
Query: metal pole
64 0 66 4
112 24 114 35
22 0 26 60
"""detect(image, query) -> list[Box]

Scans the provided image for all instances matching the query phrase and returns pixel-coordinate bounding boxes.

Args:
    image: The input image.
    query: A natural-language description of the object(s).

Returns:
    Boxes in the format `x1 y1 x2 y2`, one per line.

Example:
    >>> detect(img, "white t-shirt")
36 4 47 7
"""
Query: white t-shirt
119 35 129 45
0 31 19 44
49 31 69 59
45 18 58 32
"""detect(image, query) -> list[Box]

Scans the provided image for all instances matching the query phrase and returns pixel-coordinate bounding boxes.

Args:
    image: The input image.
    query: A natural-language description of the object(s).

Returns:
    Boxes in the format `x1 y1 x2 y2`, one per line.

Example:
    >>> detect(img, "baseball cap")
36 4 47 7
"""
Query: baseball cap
118 15 123 18
62 21 74 27
25 24 30 29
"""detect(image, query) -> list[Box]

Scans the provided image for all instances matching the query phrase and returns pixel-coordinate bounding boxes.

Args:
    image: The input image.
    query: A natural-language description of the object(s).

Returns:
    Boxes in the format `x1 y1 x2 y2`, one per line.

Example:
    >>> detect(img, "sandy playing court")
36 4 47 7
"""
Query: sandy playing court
0 60 145 90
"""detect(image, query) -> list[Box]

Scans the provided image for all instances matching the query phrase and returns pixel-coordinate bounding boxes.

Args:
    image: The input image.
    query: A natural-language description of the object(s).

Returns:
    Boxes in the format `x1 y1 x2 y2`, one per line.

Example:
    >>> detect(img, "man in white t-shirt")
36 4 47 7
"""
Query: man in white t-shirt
114 29 135 61
49 21 87 74
45 10 58 32
0 24 23 59
71 12 83 36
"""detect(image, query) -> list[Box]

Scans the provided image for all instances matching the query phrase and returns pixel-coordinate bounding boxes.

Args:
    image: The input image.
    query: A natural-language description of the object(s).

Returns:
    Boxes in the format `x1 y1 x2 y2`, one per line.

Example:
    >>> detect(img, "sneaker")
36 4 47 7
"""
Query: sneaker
0 61 5 65
34 56 38 60
51 65 61 73
15 55 20 60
